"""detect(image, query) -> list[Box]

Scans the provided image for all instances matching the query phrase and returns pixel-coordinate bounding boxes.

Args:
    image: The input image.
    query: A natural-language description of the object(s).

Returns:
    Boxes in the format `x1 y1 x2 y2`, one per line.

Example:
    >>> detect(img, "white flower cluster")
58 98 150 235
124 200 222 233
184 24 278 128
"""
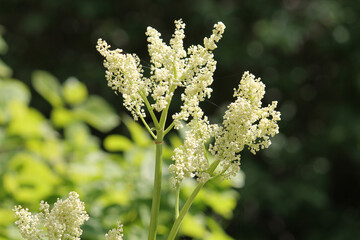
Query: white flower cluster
96 39 150 120
13 192 89 240
105 222 124 240
171 72 280 185
13 206 42 240
97 19 225 125
169 117 218 186
210 71 281 179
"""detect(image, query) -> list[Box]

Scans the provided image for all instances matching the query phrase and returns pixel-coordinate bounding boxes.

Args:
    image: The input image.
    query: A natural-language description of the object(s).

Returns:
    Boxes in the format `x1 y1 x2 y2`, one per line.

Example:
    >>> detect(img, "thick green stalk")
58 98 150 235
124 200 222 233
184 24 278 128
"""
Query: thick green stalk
148 130 164 240
167 159 221 240
175 185 180 219
167 182 205 240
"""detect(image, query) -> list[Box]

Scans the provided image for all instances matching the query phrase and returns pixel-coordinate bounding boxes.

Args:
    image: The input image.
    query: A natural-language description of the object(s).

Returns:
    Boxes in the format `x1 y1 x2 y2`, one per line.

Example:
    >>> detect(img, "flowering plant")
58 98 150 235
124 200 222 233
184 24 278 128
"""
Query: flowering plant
14 19 280 240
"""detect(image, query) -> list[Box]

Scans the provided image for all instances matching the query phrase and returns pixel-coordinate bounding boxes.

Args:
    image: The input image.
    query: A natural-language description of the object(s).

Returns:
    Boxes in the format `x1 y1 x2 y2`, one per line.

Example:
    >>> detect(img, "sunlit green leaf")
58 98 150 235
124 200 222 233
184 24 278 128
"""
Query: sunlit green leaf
0 78 30 105
0 209 14 225
104 134 133 152
62 77 88 105
203 189 237 219
205 217 234 240
51 107 74 128
0 59 12 78
0 34 7 54
7 101 48 138
0 78 30 124
74 95 119 132
3 152 61 204
181 213 206 238
64 122 99 152
123 116 151 147
32 70 63 107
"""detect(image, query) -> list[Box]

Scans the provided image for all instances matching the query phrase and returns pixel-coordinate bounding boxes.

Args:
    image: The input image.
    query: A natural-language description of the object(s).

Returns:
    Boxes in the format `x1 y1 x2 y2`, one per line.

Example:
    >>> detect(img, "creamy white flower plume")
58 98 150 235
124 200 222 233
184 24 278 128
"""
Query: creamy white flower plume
210 71 281 179
96 39 150 120
169 117 218 187
171 72 280 185
14 191 89 240
97 19 225 125
105 222 124 240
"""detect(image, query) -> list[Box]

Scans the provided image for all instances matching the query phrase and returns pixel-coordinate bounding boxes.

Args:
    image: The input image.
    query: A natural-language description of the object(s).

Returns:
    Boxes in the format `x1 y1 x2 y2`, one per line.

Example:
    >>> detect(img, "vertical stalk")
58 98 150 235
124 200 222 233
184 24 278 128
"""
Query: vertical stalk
148 130 164 240
175 185 180 219
167 182 205 240
167 159 221 240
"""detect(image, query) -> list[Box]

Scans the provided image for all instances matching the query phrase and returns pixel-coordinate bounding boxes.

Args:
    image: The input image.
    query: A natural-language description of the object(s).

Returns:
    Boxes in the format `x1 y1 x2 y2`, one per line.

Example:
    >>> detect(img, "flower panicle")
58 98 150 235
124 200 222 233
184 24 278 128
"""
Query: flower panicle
97 20 225 124
171 71 280 185
13 192 89 240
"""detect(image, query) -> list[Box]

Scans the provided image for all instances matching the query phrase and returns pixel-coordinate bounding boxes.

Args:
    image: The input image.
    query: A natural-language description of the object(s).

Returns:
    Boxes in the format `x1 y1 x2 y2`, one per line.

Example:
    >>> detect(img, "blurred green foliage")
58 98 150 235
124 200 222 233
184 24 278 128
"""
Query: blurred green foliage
1 0 360 239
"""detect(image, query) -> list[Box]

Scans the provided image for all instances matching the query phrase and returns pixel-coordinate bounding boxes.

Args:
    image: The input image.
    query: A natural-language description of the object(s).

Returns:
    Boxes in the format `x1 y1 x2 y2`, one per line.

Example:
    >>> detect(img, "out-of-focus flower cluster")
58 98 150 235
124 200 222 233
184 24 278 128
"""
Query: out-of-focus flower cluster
105 222 124 240
13 192 89 240
97 19 225 126
14 191 125 240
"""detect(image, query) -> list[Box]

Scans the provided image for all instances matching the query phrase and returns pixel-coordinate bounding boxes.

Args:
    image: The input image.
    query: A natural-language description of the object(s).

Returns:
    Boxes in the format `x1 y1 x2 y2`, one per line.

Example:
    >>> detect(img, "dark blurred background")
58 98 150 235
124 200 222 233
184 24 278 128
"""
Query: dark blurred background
1 0 360 239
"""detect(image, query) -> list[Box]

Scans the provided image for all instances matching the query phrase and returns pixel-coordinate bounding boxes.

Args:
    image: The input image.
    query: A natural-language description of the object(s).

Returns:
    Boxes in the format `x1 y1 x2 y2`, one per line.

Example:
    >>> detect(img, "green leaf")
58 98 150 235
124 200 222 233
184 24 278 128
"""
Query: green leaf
0 209 14 225
0 34 8 54
0 78 30 105
7 101 48 138
205 217 234 240
104 134 133 152
74 95 119 132
203 189 237 219
62 77 88 105
123 116 151 147
0 59 12 78
181 214 206 238
3 152 61 203
0 78 30 124
32 70 63 107
51 107 74 128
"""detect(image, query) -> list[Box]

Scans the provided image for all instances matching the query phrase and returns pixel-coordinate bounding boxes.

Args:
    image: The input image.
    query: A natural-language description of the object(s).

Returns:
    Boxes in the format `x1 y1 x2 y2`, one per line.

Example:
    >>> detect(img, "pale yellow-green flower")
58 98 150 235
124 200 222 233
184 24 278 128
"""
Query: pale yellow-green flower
13 191 89 240
171 72 280 185
210 71 280 179
105 222 124 240
96 39 150 120
169 117 218 186
97 19 225 126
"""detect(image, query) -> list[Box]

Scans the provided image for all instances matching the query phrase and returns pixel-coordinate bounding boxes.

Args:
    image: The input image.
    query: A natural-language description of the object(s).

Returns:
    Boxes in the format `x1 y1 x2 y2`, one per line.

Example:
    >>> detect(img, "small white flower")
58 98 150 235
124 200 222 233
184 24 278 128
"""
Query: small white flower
105 222 124 240
210 71 281 179
169 117 218 186
96 39 150 120
14 191 89 240
97 19 225 125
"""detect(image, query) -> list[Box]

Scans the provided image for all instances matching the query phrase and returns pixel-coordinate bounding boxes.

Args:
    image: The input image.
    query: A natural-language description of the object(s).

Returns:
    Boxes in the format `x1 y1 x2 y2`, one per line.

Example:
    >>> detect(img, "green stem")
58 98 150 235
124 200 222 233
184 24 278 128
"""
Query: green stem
167 159 221 240
139 115 157 140
148 130 164 240
167 182 205 240
164 121 175 136
175 185 180 219
139 90 160 128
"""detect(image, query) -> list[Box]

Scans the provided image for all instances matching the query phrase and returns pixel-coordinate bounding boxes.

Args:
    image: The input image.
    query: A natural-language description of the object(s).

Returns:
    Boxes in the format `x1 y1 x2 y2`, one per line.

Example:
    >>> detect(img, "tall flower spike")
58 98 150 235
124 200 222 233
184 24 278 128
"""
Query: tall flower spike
97 20 225 126
169 116 218 187
210 71 281 179
96 39 150 120
172 21 226 128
